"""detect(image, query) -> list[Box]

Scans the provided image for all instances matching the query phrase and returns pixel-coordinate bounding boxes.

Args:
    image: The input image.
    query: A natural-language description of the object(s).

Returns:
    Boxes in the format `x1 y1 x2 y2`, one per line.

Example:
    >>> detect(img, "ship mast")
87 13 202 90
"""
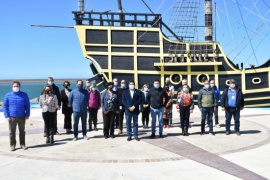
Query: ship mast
204 0 213 41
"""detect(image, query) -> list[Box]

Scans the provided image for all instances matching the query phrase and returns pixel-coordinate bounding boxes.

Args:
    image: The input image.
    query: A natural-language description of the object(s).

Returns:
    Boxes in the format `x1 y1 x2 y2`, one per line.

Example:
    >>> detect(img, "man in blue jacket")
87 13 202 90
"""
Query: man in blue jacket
68 80 90 141
3 81 30 151
122 80 142 141
221 79 244 135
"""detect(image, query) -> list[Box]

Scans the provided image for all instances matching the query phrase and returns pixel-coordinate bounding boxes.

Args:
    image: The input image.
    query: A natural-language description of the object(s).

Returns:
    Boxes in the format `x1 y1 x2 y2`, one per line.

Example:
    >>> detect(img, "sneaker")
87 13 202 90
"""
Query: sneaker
200 132 205 135
205 124 209 128
159 134 163 138
21 145 28 150
10 145 15 151
209 132 215 136
84 135 90 140
235 132 241 136
73 137 78 141
225 131 230 135
215 124 221 128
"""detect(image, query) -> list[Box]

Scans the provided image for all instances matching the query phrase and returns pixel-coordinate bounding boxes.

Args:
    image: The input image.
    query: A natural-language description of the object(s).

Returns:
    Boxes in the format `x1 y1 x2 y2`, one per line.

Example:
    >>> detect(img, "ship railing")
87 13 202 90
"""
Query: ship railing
72 11 162 28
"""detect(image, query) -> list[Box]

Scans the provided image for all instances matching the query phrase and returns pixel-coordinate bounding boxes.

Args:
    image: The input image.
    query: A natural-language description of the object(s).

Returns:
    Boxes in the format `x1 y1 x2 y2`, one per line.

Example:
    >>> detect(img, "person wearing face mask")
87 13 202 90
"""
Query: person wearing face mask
60 81 73 134
177 79 192 93
176 84 194 136
208 79 221 128
88 83 101 131
85 79 91 91
147 79 169 138
164 77 175 127
116 79 127 134
140 84 150 129
68 80 90 141
112 78 119 92
42 77 61 136
3 81 30 151
122 81 142 141
40 85 59 144
101 82 119 139
197 80 217 135
221 79 244 136
163 84 173 128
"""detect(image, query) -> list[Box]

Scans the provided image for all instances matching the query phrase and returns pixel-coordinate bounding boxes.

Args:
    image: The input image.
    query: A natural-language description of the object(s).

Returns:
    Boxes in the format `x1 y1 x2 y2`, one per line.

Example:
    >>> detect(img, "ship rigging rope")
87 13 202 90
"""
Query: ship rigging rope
223 0 235 44
137 0 176 42
235 0 260 67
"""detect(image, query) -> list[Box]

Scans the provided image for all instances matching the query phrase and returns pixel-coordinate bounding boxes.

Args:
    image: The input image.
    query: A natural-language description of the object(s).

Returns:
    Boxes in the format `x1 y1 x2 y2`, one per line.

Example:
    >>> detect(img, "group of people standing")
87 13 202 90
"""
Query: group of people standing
3 76 244 151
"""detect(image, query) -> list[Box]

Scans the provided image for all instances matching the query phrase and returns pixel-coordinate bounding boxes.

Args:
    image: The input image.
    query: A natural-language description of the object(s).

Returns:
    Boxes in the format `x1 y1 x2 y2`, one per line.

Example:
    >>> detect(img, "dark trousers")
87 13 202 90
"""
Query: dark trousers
180 106 190 129
64 111 72 129
206 106 219 125
118 108 125 130
42 112 56 137
201 107 214 133
225 107 240 132
9 117 25 146
103 111 115 136
43 110 58 133
141 108 150 126
88 108 98 129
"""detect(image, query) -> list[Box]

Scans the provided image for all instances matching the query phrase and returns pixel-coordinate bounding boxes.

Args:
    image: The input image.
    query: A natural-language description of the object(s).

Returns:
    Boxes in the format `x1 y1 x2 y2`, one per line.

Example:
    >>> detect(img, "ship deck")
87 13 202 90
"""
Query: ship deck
0 107 269 179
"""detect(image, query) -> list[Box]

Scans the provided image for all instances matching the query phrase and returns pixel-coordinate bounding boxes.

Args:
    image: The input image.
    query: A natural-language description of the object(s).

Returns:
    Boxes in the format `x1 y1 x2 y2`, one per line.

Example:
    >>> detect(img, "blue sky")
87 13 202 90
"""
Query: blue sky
0 0 269 80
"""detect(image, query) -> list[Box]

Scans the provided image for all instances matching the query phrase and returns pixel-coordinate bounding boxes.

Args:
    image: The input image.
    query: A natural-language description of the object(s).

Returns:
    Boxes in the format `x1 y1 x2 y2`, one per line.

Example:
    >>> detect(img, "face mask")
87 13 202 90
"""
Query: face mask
129 85 135 90
154 84 160 89
114 82 118 86
92 88 96 91
204 84 209 89
165 87 169 91
47 81 53 86
86 83 90 87
144 88 148 92
64 85 69 89
210 83 214 87
108 87 113 91
77 85 82 90
13 87 19 92
46 90 52 94
121 83 126 88
230 84 236 88
183 87 188 92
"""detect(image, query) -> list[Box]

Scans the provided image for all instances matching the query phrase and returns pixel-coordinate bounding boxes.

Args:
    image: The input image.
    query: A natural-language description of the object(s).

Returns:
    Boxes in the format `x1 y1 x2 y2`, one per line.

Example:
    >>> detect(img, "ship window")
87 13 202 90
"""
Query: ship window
225 80 230 86
196 74 209 85
170 74 182 85
252 77 261 84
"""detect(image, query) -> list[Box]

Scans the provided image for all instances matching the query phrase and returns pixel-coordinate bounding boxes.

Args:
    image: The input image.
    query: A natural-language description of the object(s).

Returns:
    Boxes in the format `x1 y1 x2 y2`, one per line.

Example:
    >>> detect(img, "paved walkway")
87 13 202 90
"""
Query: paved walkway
0 107 269 179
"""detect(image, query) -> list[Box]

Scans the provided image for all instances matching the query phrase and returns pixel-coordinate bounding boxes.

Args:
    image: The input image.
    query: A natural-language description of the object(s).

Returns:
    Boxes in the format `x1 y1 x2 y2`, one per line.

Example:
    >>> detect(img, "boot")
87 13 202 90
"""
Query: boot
46 137 50 144
50 135 54 144
184 127 189 136
181 128 184 136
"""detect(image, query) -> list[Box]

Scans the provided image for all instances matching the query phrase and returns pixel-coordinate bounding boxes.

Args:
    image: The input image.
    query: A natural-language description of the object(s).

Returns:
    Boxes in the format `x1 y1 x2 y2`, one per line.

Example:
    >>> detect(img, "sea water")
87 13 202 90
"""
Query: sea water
0 81 77 102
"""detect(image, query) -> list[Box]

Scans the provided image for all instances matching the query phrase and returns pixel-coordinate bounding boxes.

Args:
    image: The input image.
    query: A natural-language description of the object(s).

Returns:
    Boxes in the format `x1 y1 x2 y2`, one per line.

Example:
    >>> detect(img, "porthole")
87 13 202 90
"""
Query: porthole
170 74 182 85
252 77 261 84
196 74 209 85
225 80 230 86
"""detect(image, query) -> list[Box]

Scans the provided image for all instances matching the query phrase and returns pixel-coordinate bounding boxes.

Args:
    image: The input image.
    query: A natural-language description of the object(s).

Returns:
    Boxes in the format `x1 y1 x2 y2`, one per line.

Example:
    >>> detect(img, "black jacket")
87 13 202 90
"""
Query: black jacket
60 88 72 114
140 91 150 112
147 87 169 109
221 86 244 109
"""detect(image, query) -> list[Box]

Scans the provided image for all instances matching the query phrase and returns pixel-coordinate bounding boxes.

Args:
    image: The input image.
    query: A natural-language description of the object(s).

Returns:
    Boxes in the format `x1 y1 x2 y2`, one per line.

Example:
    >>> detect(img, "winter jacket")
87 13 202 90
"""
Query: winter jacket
101 90 119 112
68 88 89 113
88 90 101 109
197 87 217 108
3 91 30 118
39 94 58 112
147 87 169 109
221 86 244 109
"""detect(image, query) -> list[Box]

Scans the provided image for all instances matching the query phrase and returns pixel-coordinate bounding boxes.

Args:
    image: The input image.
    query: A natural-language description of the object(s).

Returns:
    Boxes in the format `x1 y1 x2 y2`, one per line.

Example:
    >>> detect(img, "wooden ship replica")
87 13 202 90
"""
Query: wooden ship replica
72 0 270 107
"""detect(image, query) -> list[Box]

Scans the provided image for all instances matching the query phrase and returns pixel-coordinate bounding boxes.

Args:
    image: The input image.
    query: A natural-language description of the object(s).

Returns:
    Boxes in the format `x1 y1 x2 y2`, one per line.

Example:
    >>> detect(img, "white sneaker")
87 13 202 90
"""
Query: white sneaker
84 135 89 140
73 137 78 141
215 124 221 128
205 124 209 128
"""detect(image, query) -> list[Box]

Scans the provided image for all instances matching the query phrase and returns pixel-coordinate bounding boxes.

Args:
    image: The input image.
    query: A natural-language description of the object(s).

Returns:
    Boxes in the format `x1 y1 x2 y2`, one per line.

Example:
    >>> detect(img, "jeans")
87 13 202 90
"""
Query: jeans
225 107 240 132
201 107 214 133
125 112 139 138
73 112 87 138
150 107 164 135
9 117 26 146
180 106 190 129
